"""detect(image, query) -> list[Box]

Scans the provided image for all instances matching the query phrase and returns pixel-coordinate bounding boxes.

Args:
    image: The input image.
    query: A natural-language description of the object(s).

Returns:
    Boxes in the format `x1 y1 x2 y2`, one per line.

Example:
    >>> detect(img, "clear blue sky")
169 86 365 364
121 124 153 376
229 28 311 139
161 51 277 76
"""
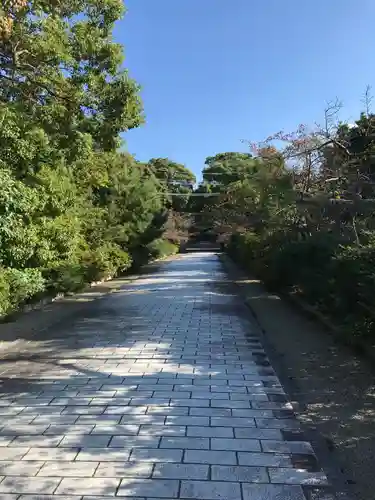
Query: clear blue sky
115 0 375 179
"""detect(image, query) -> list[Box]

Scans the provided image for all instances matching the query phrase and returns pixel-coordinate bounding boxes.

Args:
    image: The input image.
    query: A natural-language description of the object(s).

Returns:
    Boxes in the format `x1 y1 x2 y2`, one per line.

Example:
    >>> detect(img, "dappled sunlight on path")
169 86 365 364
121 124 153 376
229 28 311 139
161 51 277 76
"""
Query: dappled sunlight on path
0 253 332 499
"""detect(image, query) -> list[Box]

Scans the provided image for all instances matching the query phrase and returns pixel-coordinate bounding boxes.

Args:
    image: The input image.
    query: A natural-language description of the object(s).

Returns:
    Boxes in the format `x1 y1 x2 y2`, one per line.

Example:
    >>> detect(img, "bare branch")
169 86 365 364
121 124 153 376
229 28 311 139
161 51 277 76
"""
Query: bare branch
361 85 373 117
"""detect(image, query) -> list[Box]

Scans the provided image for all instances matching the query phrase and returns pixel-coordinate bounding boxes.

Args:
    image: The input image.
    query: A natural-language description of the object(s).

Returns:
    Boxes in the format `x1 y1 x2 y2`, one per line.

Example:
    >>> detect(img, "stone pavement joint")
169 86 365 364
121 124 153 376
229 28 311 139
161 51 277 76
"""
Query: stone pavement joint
0 252 332 499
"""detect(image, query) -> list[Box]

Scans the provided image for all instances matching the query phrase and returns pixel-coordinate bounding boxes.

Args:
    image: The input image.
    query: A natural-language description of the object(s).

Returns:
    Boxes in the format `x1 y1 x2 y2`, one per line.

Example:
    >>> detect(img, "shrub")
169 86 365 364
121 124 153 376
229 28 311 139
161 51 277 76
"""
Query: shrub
331 243 375 338
4 268 45 311
227 232 262 273
262 233 338 297
147 239 179 259
44 263 87 294
227 229 375 341
84 243 132 282
0 269 10 317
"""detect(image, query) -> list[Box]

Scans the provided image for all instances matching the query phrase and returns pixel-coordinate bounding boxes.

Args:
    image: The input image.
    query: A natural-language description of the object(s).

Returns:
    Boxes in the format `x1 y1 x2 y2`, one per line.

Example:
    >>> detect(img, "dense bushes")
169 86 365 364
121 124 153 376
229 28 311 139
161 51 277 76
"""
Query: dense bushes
147 239 179 260
227 232 375 341
0 268 45 316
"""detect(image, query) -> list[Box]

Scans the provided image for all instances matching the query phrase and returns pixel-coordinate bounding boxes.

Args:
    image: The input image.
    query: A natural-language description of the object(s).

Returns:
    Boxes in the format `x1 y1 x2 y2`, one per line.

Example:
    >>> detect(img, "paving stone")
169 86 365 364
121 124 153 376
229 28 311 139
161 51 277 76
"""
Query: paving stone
187 426 233 438
0 408 24 417
20 408 63 416
19 492 80 500
95 461 153 477
0 425 48 436
189 408 231 417
10 436 63 447
232 409 273 418
104 406 139 415
0 461 44 476
76 415 121 424
130 448 183 463
210 417 255 428
269 468 329 485
211 438 261 452
56 477 119 496
109 436 160 448
120 415 166 425
118 478 179 498
106 406 147 415
180 480 241 500
0 438 15 447
0 417 34 426
44 424 94 435
210 386 247 393
22 448 80 461
76 448 131 461
184 450 236 465
165 416 209 426
238 452 293 467
38 461 98 477
0 448 30 460
262 440 315 455
138 425 186 436
211 465 269 482
62 407 104 415
211 399 251 409
59 435 110 448
234 428 283 440
160 437 209 449
252 401 294 410
15 398 53 406
50 397 91 406
242 483 306 500
91 424 140 435
153 463 209 480
146 407 188 416
0 477 61 494
193 392 230 400
83 497 144 500
170 398 209 408
32 416 79 425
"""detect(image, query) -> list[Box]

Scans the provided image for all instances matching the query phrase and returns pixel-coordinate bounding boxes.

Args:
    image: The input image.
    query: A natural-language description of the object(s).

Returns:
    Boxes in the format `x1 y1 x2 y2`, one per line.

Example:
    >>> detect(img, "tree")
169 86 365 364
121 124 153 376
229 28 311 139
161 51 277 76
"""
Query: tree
0 2 180 315
190 150 290 238
202 152 256 187
146 158 195 212
0 0 143 177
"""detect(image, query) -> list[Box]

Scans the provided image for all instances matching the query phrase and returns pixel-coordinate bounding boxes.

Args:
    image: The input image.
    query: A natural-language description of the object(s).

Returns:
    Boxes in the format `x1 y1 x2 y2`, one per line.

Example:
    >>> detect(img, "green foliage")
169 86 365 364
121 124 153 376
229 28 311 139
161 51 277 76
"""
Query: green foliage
203 152 255 187
148 158 195 184
83 244 132 282
146 158 195 212
147 239 179 259
0 270 10 317
44 263 87 294
3 268 45 312
227 229 375 341
0 0 142 165
215 121 375 344
0 2 184 318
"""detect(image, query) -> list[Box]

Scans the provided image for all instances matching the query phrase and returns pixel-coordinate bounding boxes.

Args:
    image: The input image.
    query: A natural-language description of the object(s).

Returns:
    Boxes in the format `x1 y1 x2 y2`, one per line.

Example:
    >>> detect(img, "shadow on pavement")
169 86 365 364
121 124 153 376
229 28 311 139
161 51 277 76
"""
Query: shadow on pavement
0 252 338 499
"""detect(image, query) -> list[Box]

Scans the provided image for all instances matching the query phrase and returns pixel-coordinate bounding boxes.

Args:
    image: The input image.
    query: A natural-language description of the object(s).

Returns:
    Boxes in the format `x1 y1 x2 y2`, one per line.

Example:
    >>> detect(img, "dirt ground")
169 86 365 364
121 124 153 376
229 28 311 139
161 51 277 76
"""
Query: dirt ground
221 255 375 500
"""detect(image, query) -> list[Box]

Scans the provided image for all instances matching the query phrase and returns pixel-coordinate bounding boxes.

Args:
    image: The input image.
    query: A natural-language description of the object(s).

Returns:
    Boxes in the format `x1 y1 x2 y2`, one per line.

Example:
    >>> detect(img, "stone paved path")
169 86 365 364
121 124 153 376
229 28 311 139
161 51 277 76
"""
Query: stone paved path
0 253 331 499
